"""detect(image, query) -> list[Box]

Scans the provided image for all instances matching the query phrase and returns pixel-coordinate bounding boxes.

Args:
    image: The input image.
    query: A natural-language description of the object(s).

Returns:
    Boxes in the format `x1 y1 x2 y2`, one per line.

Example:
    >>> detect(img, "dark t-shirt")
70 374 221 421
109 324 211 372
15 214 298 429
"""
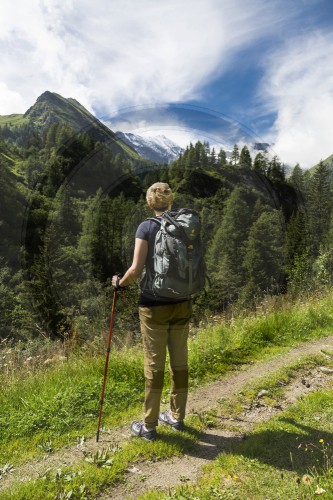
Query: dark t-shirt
136 217 187 307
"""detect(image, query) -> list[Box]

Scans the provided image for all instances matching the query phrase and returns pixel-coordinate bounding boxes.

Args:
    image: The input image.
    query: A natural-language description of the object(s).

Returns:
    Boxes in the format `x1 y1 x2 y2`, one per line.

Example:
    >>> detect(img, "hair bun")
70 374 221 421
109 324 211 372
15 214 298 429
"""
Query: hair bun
147 182 174 211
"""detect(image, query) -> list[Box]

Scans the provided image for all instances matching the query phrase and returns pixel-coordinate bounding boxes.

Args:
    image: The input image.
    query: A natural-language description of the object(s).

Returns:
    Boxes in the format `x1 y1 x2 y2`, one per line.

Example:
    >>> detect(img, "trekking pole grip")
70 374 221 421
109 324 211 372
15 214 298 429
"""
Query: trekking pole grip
113 272 123 291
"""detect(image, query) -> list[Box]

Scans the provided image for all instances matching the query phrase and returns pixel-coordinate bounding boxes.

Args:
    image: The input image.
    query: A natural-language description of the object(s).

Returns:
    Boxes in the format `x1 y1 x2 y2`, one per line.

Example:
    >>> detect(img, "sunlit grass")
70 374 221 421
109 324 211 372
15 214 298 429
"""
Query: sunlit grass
1 291 333 497
138 390 333 500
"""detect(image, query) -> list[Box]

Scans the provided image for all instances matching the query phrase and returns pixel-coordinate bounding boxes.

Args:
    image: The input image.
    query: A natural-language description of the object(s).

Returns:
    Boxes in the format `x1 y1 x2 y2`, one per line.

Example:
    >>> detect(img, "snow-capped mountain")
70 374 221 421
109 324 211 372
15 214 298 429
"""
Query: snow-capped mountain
116 131 184 164
253 142 270 152
115 130 272 166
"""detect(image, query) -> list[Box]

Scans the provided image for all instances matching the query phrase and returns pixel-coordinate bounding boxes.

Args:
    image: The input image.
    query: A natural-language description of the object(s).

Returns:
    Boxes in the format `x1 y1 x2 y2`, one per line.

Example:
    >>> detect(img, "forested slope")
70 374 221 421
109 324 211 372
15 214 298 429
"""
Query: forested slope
0 92 333 342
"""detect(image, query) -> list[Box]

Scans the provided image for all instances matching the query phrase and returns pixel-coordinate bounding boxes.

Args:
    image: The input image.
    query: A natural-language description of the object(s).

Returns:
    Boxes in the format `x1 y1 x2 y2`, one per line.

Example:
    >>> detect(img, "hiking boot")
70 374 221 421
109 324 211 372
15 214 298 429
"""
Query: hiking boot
159 410 185 431
130 421 157 442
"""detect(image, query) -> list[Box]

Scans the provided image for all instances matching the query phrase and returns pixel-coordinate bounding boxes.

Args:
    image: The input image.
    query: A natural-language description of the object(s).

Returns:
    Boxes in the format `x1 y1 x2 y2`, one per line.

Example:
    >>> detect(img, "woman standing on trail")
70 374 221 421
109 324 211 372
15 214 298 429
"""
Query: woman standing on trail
112 182 192 441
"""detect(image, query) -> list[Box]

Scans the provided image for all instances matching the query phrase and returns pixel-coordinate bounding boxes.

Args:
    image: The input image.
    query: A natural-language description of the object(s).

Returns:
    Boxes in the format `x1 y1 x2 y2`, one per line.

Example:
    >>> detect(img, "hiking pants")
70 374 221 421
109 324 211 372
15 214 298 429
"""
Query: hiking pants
139 301 192 428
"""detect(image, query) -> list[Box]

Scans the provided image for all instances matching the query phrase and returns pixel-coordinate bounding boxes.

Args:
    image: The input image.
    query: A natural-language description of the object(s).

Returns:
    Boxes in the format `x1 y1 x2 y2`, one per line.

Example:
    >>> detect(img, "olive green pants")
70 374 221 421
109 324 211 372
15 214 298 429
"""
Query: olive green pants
139 301 192 428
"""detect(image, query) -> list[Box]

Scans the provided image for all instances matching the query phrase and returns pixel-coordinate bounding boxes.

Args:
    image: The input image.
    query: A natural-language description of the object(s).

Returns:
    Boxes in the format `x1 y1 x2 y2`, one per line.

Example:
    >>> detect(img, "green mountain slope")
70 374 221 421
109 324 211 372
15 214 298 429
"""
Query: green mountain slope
322 152 333 165
0 91 140 160
308 152 333 175
0 149 26 272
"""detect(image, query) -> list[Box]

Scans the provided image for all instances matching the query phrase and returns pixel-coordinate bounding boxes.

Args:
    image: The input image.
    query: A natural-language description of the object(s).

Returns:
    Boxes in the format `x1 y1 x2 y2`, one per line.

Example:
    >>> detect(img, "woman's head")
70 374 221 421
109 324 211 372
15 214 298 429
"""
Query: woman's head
146 182 174 212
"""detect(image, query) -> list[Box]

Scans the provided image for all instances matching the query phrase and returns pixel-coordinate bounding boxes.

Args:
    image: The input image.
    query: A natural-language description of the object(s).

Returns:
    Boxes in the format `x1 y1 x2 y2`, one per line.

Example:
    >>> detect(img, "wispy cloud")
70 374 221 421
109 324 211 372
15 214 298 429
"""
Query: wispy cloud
3 0 329 168
0 0 292 115
106 103 261 154
0 0 91 113
261 30 333 168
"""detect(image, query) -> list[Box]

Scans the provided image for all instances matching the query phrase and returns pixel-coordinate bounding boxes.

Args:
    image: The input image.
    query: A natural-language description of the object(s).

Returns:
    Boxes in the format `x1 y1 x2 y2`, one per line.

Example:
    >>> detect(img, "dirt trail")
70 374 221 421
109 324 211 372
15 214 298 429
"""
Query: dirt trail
103 335 333 499
1 335 333 497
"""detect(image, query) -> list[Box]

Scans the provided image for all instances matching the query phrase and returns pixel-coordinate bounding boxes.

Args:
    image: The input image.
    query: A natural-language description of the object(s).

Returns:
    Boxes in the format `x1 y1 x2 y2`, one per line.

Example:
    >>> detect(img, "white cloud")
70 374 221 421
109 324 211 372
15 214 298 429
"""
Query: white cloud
0 83 25 114
104 110 205 150
104 103 249 153
261 31 333 168
0 0 93 113
0 0 291 115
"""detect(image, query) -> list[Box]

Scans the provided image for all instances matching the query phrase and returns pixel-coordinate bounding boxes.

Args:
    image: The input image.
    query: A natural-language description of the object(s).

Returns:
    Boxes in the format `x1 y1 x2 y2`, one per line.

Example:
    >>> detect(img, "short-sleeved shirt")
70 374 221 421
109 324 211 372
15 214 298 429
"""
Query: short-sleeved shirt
136 218 188 307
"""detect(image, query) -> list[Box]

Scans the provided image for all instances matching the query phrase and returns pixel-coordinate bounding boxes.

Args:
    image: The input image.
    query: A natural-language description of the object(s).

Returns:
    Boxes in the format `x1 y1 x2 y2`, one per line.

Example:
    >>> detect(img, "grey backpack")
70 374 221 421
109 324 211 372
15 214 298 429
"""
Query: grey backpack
144 208 206 299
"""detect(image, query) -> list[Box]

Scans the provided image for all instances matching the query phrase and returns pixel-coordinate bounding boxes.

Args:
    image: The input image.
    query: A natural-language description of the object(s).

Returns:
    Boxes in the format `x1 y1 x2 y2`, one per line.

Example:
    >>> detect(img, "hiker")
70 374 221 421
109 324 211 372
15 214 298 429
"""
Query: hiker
112 182 192 441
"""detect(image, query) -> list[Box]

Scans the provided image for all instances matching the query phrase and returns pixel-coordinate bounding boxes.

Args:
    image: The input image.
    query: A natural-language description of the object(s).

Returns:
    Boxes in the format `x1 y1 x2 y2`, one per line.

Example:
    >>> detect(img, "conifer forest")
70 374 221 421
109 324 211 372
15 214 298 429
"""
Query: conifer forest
1 92 333 343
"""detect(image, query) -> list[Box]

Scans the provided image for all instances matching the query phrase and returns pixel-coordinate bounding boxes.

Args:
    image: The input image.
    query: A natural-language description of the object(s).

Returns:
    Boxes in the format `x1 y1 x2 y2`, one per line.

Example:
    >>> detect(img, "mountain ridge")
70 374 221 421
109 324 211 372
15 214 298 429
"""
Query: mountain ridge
1 91 333 171
1 91 140 160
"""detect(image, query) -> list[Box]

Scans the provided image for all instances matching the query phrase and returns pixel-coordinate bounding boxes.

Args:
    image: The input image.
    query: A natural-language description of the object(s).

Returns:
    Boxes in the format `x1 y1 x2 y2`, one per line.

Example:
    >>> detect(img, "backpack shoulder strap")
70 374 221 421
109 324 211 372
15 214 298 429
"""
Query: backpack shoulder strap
162 211 182 230
145 217 162 225
163 209 200 242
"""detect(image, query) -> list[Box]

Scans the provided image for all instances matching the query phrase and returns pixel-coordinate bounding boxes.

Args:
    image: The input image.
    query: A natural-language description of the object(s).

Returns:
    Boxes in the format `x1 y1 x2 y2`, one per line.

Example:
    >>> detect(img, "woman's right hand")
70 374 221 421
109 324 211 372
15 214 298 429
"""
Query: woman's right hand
111 275 121 289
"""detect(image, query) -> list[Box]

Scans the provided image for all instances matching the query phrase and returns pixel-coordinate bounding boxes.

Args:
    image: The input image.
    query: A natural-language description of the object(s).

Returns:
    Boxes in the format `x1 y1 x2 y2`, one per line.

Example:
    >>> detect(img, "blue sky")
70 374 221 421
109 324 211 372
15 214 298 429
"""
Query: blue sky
1 0 333 168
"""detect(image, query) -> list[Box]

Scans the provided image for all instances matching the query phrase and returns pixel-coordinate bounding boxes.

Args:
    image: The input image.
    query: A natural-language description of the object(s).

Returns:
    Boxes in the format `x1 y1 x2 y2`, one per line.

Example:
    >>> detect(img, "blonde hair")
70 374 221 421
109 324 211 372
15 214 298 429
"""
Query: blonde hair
146 182 174 211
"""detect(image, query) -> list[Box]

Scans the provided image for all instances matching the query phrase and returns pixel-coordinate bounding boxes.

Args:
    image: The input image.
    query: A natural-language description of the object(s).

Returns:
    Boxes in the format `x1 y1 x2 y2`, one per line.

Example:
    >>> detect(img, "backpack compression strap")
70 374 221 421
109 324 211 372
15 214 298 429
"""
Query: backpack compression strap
163 211 194 299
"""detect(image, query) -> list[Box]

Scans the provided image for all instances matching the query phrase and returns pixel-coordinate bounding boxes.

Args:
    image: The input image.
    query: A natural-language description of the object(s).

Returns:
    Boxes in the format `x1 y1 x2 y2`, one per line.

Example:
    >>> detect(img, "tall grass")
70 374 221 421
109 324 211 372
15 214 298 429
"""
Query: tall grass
1 291 333 465
189 291 333 382
0 344 144 463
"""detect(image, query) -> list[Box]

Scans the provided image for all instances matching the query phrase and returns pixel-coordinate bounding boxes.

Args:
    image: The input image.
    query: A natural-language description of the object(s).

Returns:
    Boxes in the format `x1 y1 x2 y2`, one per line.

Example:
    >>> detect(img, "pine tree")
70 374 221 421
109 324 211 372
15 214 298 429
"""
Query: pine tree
285 210 310 273
253 152 268 175
306 160 332 255
289 163 304 189
267 156 285 183
289 163 306 207
49 184 80 245
0 260 15 338
230 144 240 166
159 165 169 183
207 186 252 305
89 193 130 281
311 209 333 289
45 185 83 316
242 209 286 302
313 213 333 287
239 145 252 169
195 141 208 169
169 151 185 184
210 147 216 167
217 148 227 167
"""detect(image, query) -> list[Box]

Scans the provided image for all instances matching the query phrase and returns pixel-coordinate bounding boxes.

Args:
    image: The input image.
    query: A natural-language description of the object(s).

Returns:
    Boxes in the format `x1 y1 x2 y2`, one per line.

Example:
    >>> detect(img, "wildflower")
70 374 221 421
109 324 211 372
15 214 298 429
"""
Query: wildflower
315 485 326 495
319 439 324 444
302 474 312 486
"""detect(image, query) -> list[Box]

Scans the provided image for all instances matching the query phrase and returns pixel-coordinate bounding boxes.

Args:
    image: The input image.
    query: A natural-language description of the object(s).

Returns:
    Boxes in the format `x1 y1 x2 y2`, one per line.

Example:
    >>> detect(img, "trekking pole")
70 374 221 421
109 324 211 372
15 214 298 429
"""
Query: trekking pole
96 277 120 442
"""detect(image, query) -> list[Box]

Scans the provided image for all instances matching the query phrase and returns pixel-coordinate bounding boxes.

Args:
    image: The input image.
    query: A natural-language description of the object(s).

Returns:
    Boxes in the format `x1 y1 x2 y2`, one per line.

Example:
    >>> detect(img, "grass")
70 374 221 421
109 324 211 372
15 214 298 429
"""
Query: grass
0 346 145 464
189 291 333 384
0 114 29 126
0 151 16 162
137 387 333 500
1 424 202 499
1 291 333 498
212 354 332 423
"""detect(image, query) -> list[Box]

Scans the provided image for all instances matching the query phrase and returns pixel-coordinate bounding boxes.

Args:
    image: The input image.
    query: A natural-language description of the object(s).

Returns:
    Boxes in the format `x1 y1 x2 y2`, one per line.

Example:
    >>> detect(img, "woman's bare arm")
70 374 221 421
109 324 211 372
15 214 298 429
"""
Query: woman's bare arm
112 238 148 288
